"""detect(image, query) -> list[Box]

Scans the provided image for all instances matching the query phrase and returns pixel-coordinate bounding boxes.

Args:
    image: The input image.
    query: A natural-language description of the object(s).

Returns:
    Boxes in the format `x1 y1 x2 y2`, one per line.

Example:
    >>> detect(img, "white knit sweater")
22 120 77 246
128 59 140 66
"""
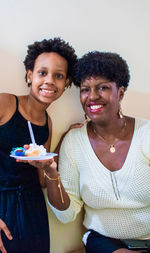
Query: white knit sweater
48 118 150 239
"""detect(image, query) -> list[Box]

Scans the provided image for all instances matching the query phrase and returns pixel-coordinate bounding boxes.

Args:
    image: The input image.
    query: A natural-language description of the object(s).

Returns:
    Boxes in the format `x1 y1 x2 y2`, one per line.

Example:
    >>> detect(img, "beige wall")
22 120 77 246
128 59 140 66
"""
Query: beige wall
1 0 150 252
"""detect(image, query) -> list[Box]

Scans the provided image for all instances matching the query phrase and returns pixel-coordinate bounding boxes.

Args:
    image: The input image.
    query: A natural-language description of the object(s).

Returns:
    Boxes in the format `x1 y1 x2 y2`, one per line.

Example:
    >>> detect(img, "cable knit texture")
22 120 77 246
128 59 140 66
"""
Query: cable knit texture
48 118 150 239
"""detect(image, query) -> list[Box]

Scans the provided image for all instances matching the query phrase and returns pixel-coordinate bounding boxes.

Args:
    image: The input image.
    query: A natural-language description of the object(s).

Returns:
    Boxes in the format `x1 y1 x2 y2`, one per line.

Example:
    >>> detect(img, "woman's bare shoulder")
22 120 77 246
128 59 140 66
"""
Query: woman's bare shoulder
0 93 16 122
0 93 14 105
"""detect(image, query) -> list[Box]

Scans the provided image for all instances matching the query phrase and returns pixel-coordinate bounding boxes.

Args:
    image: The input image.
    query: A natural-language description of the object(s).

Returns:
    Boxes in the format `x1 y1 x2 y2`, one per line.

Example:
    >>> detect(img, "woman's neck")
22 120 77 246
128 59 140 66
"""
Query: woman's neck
18 95 50 125
90 117 128 141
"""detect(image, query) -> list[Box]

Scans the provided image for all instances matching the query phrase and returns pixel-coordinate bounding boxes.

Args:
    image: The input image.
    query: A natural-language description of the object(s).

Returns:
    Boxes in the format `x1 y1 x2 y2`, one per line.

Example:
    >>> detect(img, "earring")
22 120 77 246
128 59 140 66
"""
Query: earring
118 105 123 119
27 79 31 87
84 114 88 123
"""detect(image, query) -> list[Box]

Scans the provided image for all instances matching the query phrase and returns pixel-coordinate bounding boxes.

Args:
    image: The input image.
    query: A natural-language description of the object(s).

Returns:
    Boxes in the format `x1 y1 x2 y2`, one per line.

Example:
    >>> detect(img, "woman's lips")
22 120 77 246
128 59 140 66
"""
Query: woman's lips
88 104 104 113
39 88 56 96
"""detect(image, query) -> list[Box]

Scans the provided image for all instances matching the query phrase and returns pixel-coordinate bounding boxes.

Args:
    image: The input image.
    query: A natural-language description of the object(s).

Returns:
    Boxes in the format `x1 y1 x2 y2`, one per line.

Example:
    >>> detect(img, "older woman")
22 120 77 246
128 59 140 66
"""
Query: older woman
34 51 150 253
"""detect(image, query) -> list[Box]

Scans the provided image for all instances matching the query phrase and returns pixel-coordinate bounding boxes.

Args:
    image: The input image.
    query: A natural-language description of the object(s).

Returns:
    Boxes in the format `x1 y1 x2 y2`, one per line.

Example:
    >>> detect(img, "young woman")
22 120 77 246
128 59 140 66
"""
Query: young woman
0 37 77 253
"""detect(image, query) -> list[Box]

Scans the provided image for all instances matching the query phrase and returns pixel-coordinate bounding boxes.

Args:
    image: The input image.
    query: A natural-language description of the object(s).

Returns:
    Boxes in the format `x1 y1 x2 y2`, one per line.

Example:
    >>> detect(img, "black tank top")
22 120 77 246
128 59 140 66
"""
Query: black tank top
0 96 49 190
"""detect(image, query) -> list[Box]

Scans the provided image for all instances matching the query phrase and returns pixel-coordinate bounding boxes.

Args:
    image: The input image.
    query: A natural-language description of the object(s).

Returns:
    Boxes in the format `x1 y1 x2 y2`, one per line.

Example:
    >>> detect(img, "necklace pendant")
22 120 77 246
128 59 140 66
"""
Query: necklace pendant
110 145 115 153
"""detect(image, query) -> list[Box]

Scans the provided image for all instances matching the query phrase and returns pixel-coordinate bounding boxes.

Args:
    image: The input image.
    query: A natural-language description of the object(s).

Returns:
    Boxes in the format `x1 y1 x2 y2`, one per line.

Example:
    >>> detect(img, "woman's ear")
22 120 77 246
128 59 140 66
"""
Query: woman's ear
27 70 33 83
119 86 125 101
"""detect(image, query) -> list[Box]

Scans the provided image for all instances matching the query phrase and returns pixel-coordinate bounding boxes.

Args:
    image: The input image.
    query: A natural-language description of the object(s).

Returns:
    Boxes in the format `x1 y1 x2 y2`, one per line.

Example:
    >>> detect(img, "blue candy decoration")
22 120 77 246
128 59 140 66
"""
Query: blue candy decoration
11 147 26 156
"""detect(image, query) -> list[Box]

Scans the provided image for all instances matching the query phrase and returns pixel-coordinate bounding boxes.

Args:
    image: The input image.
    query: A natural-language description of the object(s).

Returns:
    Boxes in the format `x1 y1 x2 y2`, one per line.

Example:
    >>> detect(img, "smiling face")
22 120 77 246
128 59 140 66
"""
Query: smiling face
27 52 69 105
80 76 125 124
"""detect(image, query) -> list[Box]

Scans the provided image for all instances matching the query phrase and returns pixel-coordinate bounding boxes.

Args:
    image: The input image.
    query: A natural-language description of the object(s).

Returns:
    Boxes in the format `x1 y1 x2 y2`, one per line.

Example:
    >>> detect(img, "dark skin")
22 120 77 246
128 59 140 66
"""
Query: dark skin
0 52 70 253
80 76 135 172
80 76 138 253
88 118 134 172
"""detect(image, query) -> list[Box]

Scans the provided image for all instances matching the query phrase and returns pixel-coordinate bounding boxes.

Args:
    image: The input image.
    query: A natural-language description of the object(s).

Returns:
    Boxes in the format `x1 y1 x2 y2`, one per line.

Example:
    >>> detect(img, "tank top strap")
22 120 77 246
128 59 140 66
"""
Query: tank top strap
45 111 48 123
14 95 48 124
14 95 19 110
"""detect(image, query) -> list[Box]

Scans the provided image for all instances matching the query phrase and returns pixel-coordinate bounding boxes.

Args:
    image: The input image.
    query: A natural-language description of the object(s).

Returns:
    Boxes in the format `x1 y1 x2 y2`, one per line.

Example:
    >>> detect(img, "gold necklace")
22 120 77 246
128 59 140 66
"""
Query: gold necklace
93 120 127 153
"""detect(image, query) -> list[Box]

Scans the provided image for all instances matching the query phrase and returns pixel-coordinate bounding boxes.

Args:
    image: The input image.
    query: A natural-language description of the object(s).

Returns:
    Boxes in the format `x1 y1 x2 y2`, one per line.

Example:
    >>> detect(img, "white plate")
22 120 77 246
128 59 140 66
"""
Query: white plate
10 152 58 160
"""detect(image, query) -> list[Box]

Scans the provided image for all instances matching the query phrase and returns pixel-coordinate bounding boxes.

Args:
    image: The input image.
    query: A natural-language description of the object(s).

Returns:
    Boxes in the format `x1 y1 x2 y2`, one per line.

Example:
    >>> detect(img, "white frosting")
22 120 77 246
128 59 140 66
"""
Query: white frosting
25 144 47 156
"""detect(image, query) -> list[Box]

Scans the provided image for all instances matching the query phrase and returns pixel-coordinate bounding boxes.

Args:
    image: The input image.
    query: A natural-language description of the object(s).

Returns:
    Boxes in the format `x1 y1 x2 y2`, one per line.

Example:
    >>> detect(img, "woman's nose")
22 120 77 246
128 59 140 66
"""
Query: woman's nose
44 74 55 84
89 89 100 100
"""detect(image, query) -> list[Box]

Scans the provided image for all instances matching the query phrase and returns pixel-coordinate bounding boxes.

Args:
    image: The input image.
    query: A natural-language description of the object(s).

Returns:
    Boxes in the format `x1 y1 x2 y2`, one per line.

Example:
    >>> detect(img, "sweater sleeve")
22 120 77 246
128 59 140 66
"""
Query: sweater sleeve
47 130 83 223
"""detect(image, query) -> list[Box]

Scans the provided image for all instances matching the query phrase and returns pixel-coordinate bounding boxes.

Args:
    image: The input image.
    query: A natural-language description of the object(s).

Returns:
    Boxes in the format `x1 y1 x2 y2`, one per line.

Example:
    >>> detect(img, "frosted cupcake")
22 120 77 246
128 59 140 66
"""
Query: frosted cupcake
11 144 46 157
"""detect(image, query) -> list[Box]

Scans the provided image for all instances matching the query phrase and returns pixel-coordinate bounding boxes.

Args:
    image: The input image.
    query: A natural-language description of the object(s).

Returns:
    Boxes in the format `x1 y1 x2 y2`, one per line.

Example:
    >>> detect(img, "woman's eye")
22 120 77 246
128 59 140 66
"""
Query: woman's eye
80 88 89 93
39 71 47 76
56 73 64 79
98 85 109 91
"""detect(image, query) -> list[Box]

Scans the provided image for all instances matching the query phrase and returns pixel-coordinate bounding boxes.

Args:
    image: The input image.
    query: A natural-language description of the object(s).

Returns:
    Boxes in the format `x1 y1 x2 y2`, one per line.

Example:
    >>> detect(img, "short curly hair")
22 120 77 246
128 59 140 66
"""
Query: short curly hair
73 51 130 89
24 37 77 86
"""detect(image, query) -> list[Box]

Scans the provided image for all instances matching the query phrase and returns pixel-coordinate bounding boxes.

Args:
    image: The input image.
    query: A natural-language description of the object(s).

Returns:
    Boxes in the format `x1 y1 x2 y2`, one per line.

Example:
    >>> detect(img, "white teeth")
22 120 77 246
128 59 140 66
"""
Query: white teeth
90 105 103 109
41 89 55 94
